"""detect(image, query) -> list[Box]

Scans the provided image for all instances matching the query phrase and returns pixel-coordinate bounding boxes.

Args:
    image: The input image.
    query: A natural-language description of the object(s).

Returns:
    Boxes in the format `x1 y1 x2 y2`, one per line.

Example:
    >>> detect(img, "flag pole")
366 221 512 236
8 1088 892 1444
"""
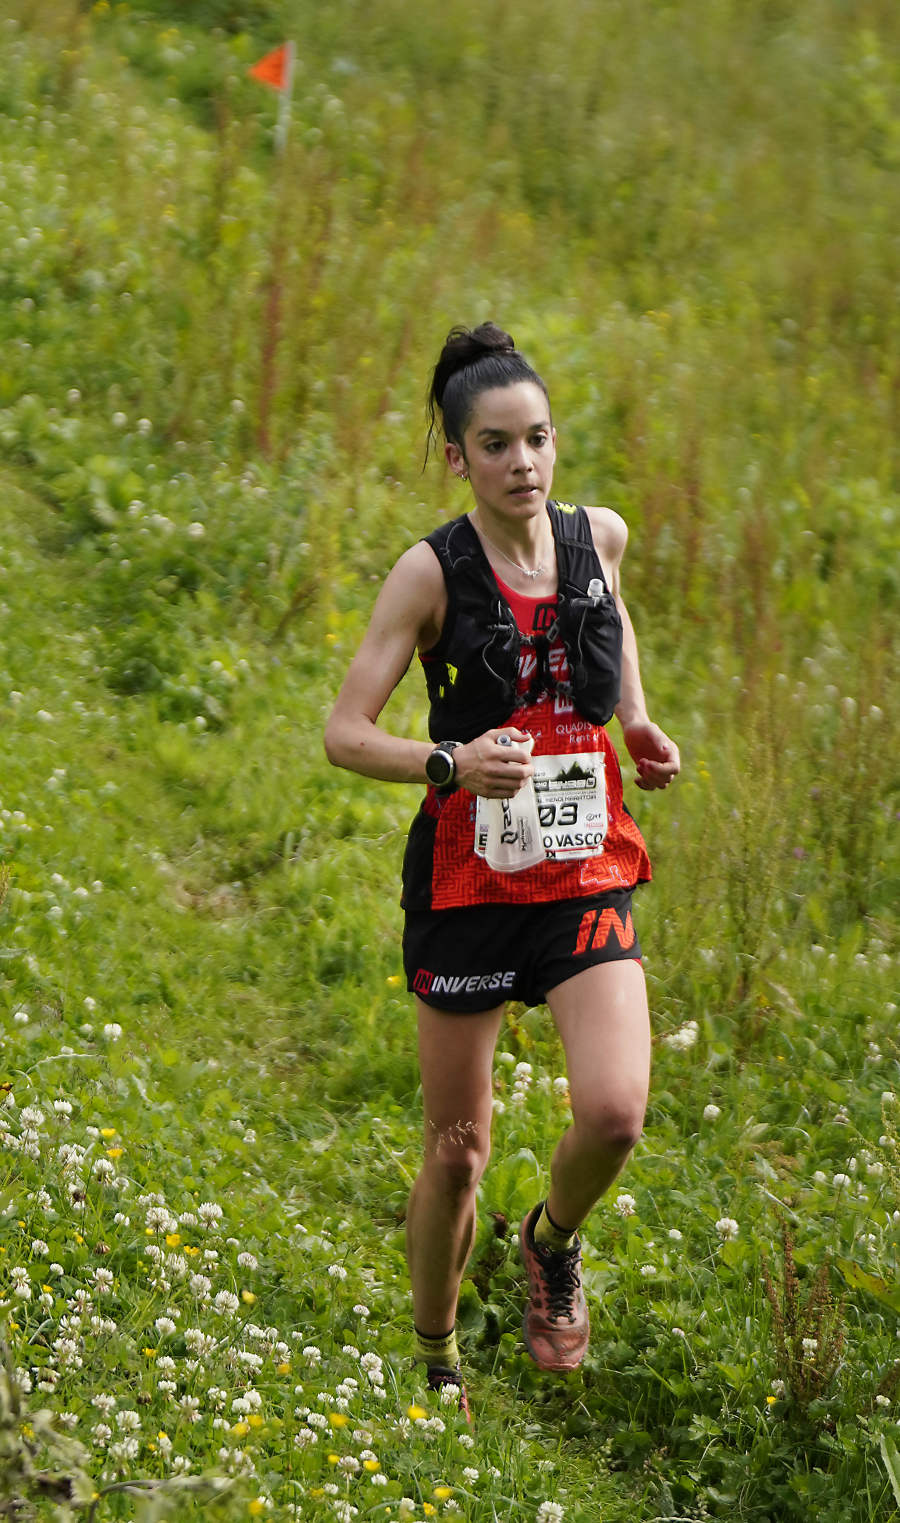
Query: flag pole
274 40 295 157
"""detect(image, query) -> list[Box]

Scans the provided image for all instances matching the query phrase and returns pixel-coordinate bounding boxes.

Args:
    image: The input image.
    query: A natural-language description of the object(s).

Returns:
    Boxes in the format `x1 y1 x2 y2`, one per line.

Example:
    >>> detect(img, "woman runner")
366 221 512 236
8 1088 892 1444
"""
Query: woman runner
324 322 679 1413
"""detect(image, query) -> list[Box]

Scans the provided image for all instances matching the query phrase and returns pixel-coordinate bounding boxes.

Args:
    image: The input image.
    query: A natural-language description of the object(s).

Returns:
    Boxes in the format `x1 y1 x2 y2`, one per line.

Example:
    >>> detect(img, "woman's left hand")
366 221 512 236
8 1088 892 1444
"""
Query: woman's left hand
621 720 680 792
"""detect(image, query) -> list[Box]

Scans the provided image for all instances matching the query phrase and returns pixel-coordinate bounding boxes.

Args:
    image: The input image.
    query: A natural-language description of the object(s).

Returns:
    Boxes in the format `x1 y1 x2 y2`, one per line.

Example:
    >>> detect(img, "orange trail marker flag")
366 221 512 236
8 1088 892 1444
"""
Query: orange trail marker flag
248 41 296 153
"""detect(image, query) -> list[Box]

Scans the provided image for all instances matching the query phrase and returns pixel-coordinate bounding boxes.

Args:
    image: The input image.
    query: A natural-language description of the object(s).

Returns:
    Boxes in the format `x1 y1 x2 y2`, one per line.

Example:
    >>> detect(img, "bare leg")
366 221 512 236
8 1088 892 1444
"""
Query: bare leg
544 959 650 1229
406 999 505 1335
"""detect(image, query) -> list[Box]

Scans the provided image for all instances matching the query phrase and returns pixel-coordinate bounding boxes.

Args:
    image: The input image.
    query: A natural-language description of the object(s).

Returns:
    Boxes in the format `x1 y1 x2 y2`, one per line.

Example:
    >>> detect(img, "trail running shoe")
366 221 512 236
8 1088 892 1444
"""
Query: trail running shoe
519 1203 590 1372
426 1363 472 1424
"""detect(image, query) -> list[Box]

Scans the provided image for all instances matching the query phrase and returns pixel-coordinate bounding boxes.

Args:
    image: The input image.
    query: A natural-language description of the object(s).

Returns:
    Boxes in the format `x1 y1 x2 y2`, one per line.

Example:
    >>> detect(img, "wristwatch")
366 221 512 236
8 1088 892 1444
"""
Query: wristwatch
425 741 462 790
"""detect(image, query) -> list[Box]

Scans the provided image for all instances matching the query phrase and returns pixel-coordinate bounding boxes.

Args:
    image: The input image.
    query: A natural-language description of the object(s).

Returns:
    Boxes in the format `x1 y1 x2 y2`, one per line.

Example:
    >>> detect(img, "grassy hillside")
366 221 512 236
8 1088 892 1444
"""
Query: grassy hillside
0 3 898 1520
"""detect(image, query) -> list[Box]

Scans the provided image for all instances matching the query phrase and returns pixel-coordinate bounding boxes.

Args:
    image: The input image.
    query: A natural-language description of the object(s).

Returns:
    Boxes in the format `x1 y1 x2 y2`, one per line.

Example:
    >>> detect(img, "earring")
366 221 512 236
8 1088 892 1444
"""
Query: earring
459 472 468 481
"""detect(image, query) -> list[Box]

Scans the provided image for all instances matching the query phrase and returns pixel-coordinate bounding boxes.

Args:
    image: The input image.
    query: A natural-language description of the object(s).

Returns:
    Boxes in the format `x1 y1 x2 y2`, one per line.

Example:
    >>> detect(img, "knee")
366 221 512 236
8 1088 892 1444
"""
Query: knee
427 1124 491 1194
575 1094 646 1156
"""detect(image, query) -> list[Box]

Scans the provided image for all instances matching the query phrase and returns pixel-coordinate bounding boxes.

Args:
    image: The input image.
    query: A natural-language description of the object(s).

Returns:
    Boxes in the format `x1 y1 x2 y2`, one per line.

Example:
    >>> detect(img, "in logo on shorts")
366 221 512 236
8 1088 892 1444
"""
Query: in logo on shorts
573 906 635 955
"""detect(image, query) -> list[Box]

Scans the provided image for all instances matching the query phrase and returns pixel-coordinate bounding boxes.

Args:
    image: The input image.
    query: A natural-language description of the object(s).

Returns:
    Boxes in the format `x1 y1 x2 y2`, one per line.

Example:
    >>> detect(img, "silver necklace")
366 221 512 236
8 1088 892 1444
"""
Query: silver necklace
475 524 550 582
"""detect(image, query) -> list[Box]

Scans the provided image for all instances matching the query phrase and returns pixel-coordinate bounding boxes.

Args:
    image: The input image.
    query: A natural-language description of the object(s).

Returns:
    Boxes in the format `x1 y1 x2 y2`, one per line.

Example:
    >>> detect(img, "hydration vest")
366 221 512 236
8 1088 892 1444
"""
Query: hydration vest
422 502 623 743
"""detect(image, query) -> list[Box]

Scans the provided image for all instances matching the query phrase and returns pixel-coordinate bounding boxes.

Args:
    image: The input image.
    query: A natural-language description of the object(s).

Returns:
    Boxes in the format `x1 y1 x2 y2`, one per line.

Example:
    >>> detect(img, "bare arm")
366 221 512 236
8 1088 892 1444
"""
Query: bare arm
585 506 680 791
324 541 533 797
323 542 444 784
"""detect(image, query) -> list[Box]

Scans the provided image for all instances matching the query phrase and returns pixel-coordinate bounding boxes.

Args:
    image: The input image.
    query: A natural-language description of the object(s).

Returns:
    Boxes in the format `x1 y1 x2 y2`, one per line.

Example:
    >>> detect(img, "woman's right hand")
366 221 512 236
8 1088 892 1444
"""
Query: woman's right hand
454 728 534 798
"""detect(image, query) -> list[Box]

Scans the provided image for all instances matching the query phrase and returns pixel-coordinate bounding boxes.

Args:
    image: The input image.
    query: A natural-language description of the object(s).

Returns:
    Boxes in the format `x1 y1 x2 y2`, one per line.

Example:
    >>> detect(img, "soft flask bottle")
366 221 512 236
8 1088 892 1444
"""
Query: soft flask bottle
484 735 545 873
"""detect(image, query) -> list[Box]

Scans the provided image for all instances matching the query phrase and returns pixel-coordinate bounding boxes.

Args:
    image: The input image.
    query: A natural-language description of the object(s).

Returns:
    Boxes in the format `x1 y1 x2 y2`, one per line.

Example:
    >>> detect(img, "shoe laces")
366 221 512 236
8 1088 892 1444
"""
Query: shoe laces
535 1241 582 1322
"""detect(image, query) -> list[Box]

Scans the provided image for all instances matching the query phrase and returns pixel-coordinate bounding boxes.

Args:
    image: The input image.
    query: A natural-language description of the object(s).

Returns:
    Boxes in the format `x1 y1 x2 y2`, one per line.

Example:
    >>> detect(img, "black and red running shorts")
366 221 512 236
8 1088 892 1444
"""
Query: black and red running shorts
403 886 642 1014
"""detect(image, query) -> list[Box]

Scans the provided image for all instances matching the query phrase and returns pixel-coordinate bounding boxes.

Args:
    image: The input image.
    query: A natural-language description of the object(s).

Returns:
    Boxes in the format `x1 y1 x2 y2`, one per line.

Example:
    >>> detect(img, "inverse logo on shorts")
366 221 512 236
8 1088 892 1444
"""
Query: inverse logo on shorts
414 967 517 997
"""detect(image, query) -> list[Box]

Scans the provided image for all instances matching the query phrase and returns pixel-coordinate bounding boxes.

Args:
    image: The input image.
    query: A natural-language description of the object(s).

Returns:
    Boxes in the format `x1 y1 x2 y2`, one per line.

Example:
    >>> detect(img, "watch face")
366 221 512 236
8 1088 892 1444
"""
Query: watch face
426 747 455 787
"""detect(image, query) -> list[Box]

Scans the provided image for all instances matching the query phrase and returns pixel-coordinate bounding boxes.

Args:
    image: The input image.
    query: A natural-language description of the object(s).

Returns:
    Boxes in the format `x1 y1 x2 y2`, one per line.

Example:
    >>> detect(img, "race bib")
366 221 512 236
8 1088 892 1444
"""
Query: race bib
475 751 608 863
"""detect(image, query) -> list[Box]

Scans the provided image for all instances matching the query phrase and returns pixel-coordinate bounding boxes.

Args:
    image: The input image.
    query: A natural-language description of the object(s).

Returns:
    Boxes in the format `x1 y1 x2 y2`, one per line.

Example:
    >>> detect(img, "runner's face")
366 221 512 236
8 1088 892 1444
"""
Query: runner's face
445 382 556 524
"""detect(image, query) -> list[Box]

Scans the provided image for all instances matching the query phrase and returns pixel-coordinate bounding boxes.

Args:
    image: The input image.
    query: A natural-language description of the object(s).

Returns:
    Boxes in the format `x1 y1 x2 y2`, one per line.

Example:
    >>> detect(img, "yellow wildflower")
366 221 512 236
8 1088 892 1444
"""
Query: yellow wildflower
327 1453 340 1465
328 1412 349 1428
100 1128 117 1138
165 1233 181 1248
107 1147 124 1159
241 1289 256 1305
248 1502 265 1518
276 1362 291 1375
363 1458 380 1471
407 1404 427 1421
232 1421 249 1437
433 1488 453 1500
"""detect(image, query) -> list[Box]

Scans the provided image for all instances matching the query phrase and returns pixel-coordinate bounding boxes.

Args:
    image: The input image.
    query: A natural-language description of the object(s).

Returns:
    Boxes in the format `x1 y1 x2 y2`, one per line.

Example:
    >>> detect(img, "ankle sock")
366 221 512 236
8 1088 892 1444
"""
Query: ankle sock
414 1325 460 1369
533 1200 578 1252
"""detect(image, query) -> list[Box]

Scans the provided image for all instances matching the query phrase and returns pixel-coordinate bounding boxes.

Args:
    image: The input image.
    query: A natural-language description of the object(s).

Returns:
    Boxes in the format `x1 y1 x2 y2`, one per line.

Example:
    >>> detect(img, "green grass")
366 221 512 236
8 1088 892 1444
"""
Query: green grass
0 3 899 1520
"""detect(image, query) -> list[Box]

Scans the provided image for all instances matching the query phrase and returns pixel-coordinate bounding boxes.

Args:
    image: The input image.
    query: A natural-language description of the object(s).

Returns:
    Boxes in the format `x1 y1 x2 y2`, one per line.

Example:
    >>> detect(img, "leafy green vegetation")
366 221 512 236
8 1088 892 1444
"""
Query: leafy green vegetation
0 2 898 1519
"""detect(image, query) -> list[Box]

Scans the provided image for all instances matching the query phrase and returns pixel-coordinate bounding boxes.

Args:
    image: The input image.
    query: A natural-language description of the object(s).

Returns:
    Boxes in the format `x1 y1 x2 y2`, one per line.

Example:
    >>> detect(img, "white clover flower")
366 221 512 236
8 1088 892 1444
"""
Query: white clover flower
116 1409 140 1432
137 418 152 435
176 1395 201 1421
111 411 127 428
663 1019 699 1050
92 1268 114 1293
102 1023 122 1041
237 1251 258 1270
715 1217 739 1240
213 1290 239 1316
294 1427 318 1448
463 1466 480 1481
801 1337 818 1357
328 1263 348 1281
703 1103 721 1121
188 1273 212 1299
552 1076 569 1095
668 1228 683 1241
876 1394 891 1408
640 1264 656 1277
31 1239 49 1256
614 1192 637 1218
352 1303 370 1318
832 1173 851 1188
187 521 205 539
537 1503 565 1523
197 1201 223 1226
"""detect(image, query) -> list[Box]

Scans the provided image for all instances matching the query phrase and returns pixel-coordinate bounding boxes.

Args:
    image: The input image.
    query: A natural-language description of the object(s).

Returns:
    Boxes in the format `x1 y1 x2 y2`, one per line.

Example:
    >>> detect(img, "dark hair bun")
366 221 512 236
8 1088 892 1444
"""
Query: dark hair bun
431 323 516 408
